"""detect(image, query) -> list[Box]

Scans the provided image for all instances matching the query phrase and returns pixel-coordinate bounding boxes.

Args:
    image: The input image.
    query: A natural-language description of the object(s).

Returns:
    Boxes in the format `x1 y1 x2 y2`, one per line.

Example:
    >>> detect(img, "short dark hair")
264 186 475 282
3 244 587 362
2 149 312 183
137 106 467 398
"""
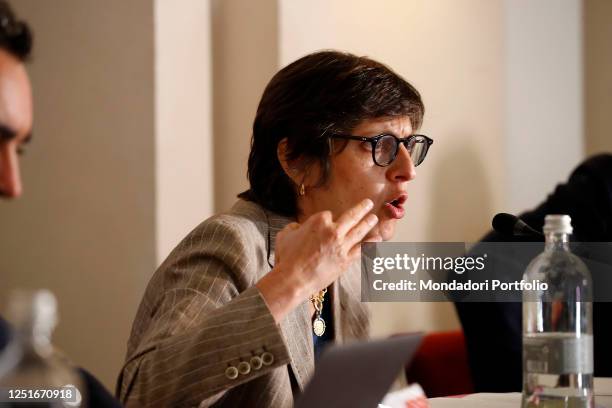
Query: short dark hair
239 50 424 217
0 0 32 61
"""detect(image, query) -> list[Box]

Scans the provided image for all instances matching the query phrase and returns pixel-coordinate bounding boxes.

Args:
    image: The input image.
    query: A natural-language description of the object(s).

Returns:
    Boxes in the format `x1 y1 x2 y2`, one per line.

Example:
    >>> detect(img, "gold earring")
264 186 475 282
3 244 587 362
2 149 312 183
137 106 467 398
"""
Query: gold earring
299 183 305 196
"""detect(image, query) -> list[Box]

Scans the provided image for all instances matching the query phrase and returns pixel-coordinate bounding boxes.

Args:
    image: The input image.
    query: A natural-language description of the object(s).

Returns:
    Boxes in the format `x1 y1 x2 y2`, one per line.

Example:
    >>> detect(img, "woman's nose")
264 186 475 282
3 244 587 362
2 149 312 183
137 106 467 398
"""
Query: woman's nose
0 144 23 198
386 143 416 182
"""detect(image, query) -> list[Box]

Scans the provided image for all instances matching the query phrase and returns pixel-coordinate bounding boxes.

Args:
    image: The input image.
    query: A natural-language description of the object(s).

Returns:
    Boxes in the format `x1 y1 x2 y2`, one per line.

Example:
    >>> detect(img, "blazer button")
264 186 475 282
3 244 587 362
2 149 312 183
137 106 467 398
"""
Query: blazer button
261 351 274 366
225 366 239 380
250 355 263 370
237 361 251 375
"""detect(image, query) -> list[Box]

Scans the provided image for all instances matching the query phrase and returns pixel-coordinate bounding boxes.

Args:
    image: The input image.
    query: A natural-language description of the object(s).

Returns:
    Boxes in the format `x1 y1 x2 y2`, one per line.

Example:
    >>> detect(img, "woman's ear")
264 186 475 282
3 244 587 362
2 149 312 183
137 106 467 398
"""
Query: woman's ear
277 138 301 184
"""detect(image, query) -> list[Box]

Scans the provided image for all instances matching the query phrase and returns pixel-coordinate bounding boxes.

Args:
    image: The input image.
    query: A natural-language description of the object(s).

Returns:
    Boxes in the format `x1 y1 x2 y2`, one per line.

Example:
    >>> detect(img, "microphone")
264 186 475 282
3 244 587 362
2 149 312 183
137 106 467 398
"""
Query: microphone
492 213 543 237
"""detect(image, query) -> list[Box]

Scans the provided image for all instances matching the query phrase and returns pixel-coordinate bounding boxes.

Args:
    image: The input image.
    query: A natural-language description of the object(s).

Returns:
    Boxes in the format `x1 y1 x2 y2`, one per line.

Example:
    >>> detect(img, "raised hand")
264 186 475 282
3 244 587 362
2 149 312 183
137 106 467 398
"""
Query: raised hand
256 199 379 323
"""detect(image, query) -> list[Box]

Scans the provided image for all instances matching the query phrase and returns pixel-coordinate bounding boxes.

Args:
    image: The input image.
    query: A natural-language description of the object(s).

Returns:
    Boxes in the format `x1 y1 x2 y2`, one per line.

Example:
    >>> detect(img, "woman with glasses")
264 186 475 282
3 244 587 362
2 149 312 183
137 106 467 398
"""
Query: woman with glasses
118 50 432 407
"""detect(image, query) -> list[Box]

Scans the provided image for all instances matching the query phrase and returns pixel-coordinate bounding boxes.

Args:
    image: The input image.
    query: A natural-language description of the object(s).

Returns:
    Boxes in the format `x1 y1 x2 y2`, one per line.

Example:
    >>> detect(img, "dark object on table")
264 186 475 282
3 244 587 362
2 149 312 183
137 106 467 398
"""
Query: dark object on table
456 153 612 392
296 334 422 408
80 368 123 408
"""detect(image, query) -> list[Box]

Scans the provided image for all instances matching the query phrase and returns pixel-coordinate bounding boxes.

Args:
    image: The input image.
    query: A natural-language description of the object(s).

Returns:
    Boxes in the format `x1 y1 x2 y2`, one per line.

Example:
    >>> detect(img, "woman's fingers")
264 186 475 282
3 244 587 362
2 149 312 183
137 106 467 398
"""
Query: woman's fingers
344 213 378 249
347 242 362 261
335 199 374 237
347 233 381 260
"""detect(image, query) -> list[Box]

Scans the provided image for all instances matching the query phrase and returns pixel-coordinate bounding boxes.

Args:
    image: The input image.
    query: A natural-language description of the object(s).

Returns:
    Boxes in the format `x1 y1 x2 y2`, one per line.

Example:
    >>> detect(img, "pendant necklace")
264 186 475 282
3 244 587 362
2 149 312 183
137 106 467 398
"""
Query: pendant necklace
310 288 327 336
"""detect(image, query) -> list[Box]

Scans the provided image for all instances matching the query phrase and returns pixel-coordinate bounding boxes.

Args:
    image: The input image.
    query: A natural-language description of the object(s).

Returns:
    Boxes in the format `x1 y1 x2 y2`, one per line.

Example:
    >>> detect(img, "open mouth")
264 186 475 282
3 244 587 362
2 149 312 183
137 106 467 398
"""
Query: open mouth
384 194 407 219
388 194 407 209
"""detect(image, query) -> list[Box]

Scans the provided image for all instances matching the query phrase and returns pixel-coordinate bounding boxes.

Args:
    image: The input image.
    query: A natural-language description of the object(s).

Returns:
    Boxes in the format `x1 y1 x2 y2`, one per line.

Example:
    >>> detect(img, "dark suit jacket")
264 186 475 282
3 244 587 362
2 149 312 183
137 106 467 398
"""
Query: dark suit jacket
0 316 9 351
455 154 612 392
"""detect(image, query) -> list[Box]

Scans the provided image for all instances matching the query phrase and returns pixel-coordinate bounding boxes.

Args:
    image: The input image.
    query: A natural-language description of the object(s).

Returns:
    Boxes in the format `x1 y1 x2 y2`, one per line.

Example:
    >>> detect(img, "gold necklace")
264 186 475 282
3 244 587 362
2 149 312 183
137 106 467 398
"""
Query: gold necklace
310 288 327 337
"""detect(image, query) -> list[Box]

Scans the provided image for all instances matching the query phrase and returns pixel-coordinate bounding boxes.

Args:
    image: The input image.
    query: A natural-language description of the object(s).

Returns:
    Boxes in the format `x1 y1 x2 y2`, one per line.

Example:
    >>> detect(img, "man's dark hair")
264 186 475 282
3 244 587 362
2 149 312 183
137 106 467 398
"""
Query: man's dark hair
0 0 32 61
239 50 425 217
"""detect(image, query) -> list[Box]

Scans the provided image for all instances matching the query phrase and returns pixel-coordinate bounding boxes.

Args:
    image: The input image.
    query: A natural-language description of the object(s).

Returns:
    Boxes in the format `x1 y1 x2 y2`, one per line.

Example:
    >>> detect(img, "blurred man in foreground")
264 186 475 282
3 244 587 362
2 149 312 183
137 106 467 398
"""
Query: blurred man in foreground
0 0 32 198
0 2 121 406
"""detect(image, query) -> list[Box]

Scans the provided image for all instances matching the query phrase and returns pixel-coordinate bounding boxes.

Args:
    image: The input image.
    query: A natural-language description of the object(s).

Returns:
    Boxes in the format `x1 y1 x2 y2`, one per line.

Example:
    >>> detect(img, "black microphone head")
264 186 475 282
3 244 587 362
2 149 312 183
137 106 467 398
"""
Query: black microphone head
492 213 519 235
492 212 543 237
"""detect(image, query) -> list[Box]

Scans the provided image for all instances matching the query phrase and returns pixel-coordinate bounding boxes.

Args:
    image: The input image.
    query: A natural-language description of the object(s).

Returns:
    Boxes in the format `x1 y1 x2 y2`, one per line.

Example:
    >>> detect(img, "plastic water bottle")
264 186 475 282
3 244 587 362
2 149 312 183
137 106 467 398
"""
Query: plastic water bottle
522 215 593 408
0 290 84 407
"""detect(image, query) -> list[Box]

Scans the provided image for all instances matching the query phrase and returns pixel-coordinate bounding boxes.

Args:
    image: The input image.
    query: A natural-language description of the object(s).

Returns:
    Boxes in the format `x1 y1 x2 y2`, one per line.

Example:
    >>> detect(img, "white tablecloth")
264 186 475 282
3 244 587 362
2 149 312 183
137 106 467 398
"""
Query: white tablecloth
428 378 612 408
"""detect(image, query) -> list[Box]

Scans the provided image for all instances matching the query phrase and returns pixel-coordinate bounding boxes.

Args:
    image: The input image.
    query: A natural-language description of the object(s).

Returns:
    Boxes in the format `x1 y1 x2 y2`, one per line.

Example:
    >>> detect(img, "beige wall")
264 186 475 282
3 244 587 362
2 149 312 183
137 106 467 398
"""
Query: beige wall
211 0 278 212
155 0 214 263
584 0 612 155
1 0 156 389
503 0 584 214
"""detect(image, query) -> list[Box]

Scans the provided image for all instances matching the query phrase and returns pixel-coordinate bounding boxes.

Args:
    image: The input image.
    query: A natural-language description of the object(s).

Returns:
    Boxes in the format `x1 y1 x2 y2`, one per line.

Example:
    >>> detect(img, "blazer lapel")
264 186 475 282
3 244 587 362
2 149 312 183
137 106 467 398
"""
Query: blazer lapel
265 208 315 391
337 261 371 341
279 300 314 391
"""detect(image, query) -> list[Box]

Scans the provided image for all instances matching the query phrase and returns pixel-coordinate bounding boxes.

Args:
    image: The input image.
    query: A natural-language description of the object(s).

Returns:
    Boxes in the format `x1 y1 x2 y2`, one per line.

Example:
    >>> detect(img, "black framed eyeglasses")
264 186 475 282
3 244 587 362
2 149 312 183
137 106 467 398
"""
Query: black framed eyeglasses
330 133 433 167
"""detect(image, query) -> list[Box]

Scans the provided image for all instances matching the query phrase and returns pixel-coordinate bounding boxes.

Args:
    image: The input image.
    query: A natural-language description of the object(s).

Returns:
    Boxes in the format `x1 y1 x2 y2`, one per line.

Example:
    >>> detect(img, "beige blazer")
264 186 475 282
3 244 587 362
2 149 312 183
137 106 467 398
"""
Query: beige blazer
117 199 370 407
